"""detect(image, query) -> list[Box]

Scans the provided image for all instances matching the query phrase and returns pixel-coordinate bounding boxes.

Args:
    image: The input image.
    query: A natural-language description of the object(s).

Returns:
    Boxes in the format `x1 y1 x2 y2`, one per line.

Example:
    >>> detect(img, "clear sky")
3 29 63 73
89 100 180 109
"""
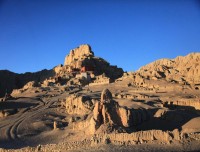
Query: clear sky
0 0 200 73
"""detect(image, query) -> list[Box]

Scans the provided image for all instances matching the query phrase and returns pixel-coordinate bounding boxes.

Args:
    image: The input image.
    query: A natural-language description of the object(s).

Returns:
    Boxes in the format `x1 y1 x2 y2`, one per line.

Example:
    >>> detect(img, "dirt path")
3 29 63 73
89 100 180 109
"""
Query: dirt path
0 97 57 148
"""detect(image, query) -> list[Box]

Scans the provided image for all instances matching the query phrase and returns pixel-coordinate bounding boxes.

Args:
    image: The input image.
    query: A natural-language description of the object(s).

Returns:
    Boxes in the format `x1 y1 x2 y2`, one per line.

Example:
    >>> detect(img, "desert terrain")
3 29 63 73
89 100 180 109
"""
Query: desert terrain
0 45 200 152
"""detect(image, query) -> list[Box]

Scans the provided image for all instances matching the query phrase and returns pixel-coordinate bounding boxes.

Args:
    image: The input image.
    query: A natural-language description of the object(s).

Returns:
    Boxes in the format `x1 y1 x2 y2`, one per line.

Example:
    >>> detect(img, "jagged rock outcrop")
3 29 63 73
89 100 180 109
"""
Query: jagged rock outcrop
93 89 121 126
63 44 123 80
137 53 200 85
64 44 94 66
68 89 149 134
23 81 39 89
91 89 149 133
0 44 124 97
66 94 94 115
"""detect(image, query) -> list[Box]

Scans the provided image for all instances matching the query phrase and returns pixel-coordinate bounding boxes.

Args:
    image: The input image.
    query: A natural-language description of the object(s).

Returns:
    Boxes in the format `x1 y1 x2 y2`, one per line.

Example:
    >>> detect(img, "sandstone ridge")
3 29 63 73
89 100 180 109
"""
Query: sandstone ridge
137 53 200 85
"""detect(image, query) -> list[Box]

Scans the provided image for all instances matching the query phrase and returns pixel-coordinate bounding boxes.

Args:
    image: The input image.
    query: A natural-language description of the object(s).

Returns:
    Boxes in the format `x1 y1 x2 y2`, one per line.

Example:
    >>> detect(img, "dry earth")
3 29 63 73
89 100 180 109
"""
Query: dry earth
0 45 200 151
0 81 200 151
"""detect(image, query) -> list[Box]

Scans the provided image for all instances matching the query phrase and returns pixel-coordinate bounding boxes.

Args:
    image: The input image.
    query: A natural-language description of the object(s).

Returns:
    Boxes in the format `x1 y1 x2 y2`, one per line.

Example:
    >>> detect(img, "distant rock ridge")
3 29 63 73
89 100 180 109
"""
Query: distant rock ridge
0 69 55 97
137 52 200 85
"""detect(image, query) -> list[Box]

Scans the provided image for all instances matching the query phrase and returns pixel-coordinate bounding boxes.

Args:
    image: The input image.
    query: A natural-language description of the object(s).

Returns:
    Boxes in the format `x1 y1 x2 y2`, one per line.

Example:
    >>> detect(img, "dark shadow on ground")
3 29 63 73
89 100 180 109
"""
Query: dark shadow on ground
136 105 200 132
0 101 38 110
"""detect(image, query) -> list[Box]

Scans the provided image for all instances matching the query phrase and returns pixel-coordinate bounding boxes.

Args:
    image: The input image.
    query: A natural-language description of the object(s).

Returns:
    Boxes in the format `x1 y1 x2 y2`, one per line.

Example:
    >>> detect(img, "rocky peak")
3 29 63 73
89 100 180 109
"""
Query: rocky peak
62 44 123 80
64 44 94 66
0 44 124 97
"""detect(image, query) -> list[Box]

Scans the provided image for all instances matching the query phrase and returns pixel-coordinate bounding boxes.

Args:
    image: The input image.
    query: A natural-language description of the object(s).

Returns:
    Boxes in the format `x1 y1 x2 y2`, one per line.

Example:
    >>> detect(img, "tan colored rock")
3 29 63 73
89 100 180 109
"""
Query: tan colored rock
11 89 23 96
90 89 149 134
54 64 63 74
182 117 200 133
137 53 200 85
64 44 94 66
23 81 38 89
164 98 200 110
53 121 58 130
95 130 172 144
172 129 180 140
90 75 112 86
63 44 123 80
93 101 101 123
0 111 4 118
66 94 93 115
118 107 131 127
133 73 145 86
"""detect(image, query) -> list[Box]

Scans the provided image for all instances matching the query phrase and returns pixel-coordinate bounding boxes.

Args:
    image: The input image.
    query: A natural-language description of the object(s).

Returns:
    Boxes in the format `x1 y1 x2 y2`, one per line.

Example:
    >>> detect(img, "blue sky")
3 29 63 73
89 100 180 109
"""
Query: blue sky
0 0 200 73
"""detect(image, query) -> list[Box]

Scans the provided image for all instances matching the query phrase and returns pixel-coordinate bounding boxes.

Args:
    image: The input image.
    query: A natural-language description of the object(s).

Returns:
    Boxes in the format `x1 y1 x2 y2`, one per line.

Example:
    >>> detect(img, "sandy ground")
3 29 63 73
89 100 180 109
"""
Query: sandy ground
0 79 200 151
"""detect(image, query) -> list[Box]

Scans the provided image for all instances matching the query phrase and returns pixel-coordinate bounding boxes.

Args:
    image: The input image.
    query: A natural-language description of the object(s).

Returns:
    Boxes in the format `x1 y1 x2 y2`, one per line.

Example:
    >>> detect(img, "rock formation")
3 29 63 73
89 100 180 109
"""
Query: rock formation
90 74 112 86
0 44 124 97
64 44 94 66
137 53 200 85
23 81 39 89
163 98 200 110
65 89 149 134
63 44 123 80
90 89 149 134
66 94 94 115
93 89 121 126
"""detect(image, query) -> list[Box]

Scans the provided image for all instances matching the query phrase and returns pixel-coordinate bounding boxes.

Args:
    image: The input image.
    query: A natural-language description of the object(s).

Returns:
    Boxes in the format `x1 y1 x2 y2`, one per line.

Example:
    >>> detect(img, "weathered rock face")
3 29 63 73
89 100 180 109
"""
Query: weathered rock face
64 44 94 66
63 44 124 80
93 91 120 126
137 53 200 85
91 89 149 133
0 44 123 97
66 94 94 115
66 89 149 134
23 81 39 89
163 98 200 110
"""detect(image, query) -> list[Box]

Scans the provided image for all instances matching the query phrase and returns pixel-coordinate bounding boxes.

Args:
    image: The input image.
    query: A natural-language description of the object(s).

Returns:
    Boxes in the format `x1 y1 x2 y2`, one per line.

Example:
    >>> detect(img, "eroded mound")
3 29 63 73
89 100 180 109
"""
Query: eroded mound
137 53 200 86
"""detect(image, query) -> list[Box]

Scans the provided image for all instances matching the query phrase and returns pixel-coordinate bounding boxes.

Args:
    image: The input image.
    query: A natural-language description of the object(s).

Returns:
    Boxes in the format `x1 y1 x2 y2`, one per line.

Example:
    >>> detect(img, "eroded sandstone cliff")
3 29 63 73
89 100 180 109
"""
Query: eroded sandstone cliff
137 53 200 85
